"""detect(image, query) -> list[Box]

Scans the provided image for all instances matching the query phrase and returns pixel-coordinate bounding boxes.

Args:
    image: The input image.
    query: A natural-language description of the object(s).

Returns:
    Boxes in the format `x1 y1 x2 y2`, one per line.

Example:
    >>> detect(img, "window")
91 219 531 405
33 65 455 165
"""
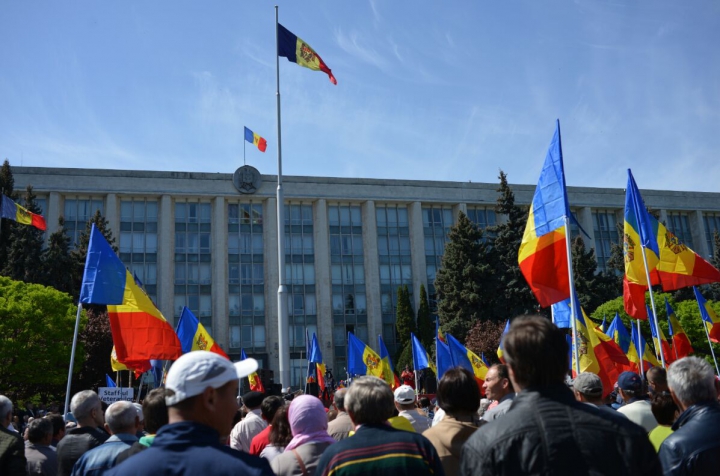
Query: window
175 201 212 329
592 210 620 273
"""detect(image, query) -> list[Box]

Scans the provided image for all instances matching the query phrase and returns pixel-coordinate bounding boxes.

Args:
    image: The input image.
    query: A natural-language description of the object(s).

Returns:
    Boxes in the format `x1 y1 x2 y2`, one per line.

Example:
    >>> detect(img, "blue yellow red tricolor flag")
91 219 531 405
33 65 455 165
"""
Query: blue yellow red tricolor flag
378 335 401 390
244 127 267 152
497 320 510 362
629 323 661 373
648 306 674 364
693 286 720 343
1 195 46 231
81 224 182 362
241 348 265 392
309 333 326 391
607 314 631 354
347 332 386 382
278 23 337 85
446 333 489 389
110 345 150 377
518 120 571 307
665 297 693 358
411 332 436 374
435 321 453 379
176 306 229 359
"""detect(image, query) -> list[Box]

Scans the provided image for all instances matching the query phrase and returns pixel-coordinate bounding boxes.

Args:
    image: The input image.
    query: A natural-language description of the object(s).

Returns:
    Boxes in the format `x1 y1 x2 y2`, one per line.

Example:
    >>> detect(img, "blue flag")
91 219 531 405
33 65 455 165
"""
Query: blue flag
551 298 572 329
80 224 127 304
105 374 117 388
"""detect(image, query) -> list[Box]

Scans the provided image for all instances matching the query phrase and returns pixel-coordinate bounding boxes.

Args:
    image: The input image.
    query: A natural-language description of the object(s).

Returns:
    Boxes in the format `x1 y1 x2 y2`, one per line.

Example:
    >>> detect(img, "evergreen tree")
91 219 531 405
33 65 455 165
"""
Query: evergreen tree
395 285 415 361
0 159 18 268
435 211 495 340
42 216 75 295
70 209 118 300
487 171 538 319
416 283 434 350
708 231 720 302
2 186 45 284
571 236 618 313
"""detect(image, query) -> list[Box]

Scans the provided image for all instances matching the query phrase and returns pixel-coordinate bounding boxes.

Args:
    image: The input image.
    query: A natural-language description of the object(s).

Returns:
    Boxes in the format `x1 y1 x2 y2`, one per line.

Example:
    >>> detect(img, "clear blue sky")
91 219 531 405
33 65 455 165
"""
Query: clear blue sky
2 1 719 192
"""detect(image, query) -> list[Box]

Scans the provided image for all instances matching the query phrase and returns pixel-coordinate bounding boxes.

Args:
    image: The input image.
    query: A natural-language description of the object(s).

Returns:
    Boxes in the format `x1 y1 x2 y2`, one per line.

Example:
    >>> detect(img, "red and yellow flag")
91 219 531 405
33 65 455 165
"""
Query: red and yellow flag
666 299 693 359
176 307 229 359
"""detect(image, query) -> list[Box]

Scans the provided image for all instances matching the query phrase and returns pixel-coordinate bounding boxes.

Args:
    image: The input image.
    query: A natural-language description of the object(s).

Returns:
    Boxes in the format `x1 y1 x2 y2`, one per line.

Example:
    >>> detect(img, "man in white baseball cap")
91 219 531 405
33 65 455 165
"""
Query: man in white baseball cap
394 385 431 433
106 351 273 476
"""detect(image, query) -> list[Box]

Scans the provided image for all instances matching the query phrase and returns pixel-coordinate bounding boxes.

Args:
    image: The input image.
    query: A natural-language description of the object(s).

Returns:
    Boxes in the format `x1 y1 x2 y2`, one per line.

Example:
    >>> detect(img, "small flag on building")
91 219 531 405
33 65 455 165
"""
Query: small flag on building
244 127 267 152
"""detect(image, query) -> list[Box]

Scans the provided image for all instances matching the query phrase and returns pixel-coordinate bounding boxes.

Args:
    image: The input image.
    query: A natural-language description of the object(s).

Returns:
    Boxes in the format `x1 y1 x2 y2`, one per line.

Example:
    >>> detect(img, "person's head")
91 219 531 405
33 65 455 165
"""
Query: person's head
345 376 394 426
667 356 717 412
164 350 258 438
617 372 644 403
483 364 514 400
241 391 264 411
647 367 669 394
141 388 168 434
437 367 481 416
572 372 604 404
45 413 66 442
0 396 12 427
27 418 53 445
333 388 347 412
70 390 104 428
133 403 145 432
651 392 678 426
503 315 567 391
393 385 416 411
261 395 285 423
104 401 140 435
288 395 329 438
268 405 293 447
418 397 431 410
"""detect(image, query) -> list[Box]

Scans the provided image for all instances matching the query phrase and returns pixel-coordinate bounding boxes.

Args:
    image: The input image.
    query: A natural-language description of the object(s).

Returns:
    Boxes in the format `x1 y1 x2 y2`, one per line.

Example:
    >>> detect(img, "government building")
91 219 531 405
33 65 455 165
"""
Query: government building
13 166 720 388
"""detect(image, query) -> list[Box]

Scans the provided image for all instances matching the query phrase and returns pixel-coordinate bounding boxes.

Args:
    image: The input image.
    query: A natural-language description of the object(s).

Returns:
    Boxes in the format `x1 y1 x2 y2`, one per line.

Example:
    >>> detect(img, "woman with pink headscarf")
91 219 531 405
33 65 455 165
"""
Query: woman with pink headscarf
270 395 336 476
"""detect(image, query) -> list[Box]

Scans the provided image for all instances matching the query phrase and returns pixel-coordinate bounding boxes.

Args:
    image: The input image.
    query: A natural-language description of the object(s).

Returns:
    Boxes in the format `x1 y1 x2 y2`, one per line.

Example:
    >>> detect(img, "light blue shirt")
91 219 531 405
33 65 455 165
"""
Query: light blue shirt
71 433 137 476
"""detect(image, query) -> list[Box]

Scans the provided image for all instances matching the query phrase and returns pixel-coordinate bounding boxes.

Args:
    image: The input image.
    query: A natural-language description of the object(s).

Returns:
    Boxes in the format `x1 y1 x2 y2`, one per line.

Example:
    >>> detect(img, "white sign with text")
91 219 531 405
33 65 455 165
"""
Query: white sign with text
98 387 134 403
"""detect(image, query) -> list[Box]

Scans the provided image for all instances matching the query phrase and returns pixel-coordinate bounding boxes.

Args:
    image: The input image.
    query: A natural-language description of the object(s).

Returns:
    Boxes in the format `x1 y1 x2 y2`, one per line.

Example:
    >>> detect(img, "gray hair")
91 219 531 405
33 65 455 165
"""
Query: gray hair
667 357 716 406
71 391 101 421
345 376 394 425
0 396 12 419
27 418 53 443
105 401 138 434
333 388 347 411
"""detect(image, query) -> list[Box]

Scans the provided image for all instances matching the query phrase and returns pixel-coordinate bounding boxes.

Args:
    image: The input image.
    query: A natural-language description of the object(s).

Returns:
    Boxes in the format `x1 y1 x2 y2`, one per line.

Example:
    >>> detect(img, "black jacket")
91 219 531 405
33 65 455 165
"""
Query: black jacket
658 401 720 476
56 426 109 476
0 426 26 476
460 384 661 476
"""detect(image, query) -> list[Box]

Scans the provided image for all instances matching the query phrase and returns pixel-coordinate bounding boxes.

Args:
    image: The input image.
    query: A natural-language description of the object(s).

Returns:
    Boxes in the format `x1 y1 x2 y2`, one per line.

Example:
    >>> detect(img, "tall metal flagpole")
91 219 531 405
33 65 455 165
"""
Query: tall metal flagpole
637 320 645 378
564 217 581 375
64 303 83 417
275 5 290 389
639 247 666 368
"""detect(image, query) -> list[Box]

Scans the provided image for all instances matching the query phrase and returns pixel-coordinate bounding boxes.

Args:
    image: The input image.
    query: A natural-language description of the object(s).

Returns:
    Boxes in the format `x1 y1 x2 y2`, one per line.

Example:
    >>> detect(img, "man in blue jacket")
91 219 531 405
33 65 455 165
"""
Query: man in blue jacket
106 351 273 476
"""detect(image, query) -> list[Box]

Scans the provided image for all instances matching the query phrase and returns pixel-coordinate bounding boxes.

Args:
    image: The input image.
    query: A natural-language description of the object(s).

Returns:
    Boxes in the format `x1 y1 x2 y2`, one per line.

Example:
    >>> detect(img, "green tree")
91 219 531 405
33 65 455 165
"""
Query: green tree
487 171 538 319
464 319 505 366
436 211 495 339
0 160 18 267
2 185 45 284
416 283 434 350
395 285 415 360
41 216 75 295
0 277 84 403
571 236 618 314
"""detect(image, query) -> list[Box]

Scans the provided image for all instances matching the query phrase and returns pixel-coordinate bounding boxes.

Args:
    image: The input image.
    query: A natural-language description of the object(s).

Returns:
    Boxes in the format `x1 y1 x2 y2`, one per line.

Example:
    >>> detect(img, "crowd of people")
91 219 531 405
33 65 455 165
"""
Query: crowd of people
2 315 720 475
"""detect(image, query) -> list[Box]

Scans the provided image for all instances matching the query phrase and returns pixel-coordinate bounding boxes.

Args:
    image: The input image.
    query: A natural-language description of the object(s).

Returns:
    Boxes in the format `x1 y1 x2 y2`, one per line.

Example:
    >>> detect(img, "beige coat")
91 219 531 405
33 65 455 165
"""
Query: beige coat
422 415 479 475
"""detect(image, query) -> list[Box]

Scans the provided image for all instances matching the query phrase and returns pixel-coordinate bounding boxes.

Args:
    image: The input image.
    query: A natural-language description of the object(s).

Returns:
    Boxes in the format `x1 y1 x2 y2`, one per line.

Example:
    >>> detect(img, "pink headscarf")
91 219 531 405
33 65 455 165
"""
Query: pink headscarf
284 395 336 451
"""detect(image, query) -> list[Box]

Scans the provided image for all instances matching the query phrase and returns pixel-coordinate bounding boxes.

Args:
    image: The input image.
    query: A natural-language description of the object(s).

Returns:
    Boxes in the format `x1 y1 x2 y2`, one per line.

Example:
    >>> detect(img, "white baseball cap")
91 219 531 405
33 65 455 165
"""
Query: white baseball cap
394 385 416 404
165 351 258 406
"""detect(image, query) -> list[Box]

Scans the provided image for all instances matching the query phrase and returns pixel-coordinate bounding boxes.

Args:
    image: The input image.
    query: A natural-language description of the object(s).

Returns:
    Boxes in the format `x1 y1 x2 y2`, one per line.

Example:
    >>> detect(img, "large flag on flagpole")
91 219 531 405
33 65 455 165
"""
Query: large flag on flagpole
309 333 326 392
693 287 720 343
241 349 265 393
347 332 386 381
607 314 631 354
1 195 47 231
244 127 267 152
378 335 401 390
411 332 436 374
446 333 489 389
435 321 453 380
278 23 337 84
518 120 571 307
80 224 182 362
665 297 693 358
176 306 229 359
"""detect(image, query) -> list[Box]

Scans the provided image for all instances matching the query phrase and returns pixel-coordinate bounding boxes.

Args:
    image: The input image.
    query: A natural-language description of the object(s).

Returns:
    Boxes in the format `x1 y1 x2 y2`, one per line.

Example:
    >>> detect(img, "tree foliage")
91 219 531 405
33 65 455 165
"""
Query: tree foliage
395 285 415 362
0 160 18 267
0 277 84 403
571 236 618 313
73 306 115 394
41 217 75 295
465 319 505 366
416 283 434 350
2 186 45 284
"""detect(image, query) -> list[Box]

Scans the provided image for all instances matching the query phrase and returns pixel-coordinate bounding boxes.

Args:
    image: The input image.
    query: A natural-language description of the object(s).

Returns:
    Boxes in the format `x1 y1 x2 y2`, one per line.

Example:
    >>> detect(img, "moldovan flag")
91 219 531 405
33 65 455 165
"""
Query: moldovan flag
518 120 571 307
378 335 401 390
435 322 454 379
244 127 267 152
648 306 674 364
309 333 326 391
551 298 572 329
176 306 229 359
1 195 46 231
497 320 510 362
446 333 488 389
693 286 720 343
665 298 693 358
629 323 661 373
347 332 385 380
606 314 631 354
278 23 337 85
241 349 265 393
81 224 182 362
110 346 151 376
411 332 436 374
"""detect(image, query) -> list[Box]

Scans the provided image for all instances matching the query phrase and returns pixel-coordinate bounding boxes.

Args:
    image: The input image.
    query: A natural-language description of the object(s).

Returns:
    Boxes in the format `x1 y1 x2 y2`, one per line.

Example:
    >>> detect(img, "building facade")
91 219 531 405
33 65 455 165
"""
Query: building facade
14 166 720 388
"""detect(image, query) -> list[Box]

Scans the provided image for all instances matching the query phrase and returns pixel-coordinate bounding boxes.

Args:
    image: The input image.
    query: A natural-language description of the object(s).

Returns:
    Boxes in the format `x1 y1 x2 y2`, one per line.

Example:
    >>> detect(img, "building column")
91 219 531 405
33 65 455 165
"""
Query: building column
659 209 668 226
212 197 228 351
264 197 280 376
362 201 382 349
105 194 119 238
158 195 174 323
313 199 333 370
408 202 427 312
47 192 61 236
578 207 595 250
689 210 710 258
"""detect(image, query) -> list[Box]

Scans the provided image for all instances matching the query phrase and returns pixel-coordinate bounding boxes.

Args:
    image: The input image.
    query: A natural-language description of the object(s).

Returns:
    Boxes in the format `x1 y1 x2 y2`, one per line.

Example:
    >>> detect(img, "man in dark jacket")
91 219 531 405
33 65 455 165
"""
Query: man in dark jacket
0 395 26 475
659 356 720 475
460 315 661 476
106 350 273 476
56 390 109 476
